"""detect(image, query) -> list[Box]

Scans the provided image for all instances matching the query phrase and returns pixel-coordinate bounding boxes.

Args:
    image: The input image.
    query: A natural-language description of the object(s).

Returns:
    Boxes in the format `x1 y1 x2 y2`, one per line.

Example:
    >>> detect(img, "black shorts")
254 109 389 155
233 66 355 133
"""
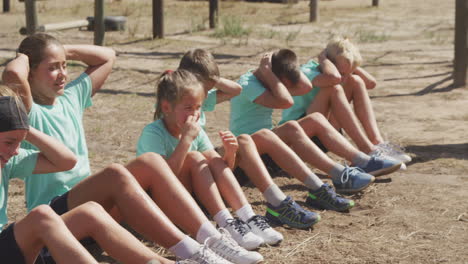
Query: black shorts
233 154 283 186
49 192 70 216
0 224 26 264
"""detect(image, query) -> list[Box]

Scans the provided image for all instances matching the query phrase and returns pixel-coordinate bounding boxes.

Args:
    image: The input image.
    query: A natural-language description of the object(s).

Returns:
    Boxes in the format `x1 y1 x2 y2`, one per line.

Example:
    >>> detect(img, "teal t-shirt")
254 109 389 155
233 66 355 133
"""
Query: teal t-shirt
199 89 217 129
280 60 321 125
136 119 214 157
0 149 38 229
22 73 92 211
230 71 273 136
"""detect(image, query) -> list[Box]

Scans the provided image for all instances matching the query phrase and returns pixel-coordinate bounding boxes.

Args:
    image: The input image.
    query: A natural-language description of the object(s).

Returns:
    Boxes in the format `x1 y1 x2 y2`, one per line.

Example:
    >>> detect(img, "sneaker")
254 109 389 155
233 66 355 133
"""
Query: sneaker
224 218 264 250
359 156 402 177
374 142 412 163
333 166 375 194
247 215 283 245
265 196 320 229
306 183 355 211
147 260 162 264
206 228 264 264
183 241 233 264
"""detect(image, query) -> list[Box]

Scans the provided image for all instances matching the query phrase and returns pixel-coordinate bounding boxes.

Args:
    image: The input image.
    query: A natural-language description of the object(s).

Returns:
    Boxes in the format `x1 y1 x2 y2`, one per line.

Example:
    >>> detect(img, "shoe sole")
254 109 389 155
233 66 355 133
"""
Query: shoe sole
336 176 375 195
367 162 402 177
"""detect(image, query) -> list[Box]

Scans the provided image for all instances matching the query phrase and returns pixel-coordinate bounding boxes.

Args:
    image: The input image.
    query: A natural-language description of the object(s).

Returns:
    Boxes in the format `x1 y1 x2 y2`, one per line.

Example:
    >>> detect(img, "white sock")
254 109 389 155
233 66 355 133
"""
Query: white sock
262 184 287 207
196 221 220 243
168 235 200 259
303 173 324 191
213 208 233 228
235 204 256 222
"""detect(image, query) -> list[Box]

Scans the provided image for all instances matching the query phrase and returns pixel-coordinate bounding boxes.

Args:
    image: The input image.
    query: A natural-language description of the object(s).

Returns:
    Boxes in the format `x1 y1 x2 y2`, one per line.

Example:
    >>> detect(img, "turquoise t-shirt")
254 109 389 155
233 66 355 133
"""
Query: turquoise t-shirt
230 71 273 136
280 60 321 125
136 119 214 157
0 149 38 229
22 73 92 211
199 89 217 129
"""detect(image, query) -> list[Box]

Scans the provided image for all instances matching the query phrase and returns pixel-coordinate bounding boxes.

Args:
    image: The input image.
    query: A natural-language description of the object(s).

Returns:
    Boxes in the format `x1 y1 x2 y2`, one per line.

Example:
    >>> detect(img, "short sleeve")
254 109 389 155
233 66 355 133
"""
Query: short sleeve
301 60 321 82
196 130 214 152
202 89 217 112
137 124 170 157
64 73 93 113
238 74 266 103
6 149 39 180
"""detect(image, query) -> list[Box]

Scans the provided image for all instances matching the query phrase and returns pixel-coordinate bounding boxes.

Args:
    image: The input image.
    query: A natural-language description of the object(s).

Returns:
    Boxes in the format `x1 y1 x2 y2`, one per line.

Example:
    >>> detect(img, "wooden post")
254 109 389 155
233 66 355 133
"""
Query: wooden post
3 0 10 13
153 0 164 39
209 0 218 29
24 0 37 35
372 0 379 6
454 0 468 87
309 0 318 22
94 0 105 46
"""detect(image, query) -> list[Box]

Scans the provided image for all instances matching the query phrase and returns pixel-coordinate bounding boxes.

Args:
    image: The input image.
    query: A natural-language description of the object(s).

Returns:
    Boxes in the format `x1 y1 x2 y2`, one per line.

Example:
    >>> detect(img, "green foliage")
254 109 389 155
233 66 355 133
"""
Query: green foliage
355 30 390 43
212 16 251 39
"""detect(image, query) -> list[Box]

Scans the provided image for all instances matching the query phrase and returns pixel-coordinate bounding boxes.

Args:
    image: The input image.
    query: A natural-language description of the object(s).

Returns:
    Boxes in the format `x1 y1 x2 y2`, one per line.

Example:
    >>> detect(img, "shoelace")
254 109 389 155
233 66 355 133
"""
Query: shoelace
213 227 246 254
249 215 270 231
226 218 249 236
201 235 233 263
340 165 365 184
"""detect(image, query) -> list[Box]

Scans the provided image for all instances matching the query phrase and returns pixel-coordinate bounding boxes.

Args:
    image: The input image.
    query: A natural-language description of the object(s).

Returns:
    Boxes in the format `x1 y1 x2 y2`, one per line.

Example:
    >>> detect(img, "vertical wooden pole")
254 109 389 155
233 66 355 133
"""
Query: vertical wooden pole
209 0 218 29
24 0 37 35
309 0 318 22
3 0 10 13
94 0 105 45
454 0 468 87
372 0 379 6
153 0 164 39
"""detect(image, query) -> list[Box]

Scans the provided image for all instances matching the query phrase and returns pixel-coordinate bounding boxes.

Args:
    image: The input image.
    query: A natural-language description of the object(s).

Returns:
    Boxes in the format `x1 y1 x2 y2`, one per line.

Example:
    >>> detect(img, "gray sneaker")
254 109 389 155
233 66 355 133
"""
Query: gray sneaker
206 228 264 264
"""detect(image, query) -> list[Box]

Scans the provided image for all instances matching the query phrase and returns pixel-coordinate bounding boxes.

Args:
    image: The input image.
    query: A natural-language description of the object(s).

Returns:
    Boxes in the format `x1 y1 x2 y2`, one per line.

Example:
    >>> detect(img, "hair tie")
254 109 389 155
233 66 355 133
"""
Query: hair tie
164 69 173 75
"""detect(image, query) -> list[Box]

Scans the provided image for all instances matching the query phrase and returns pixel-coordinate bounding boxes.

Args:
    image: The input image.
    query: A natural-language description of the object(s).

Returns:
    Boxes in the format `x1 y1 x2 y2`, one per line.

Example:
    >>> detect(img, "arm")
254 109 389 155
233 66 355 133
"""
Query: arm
165 115 200 175
287 72 313 96
214 77 242 104
353 67 377 89
312 50 342 88
218 131 238 169
64 45 116 96
2 53 33 112
26 127 77 174
253 53 293 109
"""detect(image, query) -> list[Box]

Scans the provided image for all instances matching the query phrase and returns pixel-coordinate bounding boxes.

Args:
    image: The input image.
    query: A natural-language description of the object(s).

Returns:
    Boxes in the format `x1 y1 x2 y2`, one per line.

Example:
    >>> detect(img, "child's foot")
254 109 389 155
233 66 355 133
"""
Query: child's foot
207 229 264 264
183 242 234 264
306 183 355 211
359 156 402 177
224 218 264 250
265 196 320 229
373 142 412 163
247 215 283 246
333 166 375 194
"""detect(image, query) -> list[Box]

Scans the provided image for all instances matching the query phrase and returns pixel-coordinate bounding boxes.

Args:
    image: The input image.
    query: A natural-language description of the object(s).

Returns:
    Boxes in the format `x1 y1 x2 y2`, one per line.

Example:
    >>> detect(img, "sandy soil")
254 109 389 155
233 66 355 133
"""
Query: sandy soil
1 0 467 263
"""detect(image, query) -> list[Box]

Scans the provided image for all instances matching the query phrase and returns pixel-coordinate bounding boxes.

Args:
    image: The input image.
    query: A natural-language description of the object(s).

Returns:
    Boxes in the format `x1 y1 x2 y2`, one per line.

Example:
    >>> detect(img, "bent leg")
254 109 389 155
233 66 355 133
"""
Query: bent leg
14 205 97 264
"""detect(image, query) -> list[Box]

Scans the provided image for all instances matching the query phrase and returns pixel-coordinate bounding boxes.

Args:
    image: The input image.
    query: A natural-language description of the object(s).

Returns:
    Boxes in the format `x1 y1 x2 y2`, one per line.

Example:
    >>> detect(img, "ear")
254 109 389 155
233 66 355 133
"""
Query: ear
160 99 172 114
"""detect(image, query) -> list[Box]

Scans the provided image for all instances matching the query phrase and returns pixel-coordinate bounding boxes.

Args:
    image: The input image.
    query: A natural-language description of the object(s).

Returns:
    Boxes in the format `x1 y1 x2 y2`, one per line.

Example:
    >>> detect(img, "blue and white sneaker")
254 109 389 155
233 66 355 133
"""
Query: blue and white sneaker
332 166 375 194
373 142 412 163
359 156 402 177
265 196 320 229
306 183 355 211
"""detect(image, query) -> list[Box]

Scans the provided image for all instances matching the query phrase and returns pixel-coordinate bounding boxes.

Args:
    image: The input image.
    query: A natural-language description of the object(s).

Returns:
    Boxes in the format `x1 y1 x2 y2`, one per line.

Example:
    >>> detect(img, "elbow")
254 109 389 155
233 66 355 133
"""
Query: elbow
277 98 294 109
2 68 22 83
61 155 78 171
232 83 242 96
326 73 342 86
367 80 377 89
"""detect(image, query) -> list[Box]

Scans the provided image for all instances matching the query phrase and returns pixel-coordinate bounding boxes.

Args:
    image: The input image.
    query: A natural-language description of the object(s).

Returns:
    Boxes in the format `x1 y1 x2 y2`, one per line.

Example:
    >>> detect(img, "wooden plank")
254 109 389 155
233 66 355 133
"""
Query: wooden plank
94 0 105 45
19 20 89 35
153 0 164 38
454 0 468 87
309 0 318 22
24 0 37 35
209 0 218 29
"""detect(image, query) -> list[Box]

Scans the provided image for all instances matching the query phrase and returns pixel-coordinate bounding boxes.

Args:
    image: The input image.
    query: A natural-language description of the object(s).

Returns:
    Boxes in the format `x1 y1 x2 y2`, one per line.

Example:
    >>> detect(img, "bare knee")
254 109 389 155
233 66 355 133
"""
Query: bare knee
28 205 63 233
135 152 165 167
281 120 303 134
73 202 109 224
237 134 254 146
102 163 136 189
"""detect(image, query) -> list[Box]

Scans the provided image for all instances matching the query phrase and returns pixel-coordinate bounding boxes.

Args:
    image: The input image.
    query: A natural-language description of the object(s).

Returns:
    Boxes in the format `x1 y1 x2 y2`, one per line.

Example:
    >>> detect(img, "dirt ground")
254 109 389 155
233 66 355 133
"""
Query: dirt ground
1 0 468 263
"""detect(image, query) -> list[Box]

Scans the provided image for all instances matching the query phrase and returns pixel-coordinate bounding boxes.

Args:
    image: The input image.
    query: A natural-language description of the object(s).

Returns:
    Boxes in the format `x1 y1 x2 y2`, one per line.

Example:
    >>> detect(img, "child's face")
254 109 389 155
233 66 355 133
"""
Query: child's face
165 90 204 128
0 130 27 168
29 44 67 99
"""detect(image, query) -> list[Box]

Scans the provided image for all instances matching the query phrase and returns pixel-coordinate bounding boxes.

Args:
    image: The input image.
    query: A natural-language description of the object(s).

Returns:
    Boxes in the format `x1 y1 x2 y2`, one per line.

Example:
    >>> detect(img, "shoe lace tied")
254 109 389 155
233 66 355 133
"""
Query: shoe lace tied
200 236 231 263
215 227 245 254
226 218 249 236
250 215 270 231
340 165 365 184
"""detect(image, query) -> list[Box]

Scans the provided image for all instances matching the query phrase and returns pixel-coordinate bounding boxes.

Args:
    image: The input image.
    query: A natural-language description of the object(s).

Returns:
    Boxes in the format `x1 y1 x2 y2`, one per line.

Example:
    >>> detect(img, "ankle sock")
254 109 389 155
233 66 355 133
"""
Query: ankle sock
303 173 324 191
328 164 346 183
213 208 233 228
196 221 220 243
235 204 256 222
352 151 371 168
263 184 287 207
169 235 200 259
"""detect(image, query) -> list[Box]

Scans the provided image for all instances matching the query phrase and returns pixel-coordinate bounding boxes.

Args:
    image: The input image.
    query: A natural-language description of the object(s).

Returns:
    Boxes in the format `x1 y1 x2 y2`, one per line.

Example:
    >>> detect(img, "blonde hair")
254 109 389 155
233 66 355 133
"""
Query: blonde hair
0 85 17 97
326 37 362 69
154 69 205 120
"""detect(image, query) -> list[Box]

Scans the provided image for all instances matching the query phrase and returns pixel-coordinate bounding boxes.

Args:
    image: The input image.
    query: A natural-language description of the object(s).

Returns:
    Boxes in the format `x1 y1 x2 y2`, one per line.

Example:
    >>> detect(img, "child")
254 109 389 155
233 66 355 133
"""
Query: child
0 93 176 264
321 37 411 163
229 49 401 192
137 69 272 260
178 49 355 226
3 33 252 264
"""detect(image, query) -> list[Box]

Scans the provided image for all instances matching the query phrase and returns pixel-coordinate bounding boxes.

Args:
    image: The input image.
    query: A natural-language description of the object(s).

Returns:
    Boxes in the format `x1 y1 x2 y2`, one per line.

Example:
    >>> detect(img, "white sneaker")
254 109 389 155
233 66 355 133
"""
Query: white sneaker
183 242 233 264
374 142 412 163
206 228 264 264
224 218 264 250
247 215 283 245
147 260 162 264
